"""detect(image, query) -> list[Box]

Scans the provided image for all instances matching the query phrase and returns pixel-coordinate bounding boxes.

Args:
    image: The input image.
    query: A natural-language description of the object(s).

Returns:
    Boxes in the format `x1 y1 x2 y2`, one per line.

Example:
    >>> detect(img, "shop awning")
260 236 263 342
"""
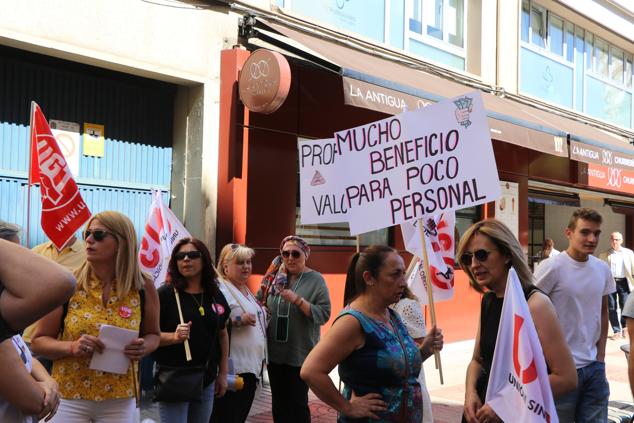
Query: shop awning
257 20 634 164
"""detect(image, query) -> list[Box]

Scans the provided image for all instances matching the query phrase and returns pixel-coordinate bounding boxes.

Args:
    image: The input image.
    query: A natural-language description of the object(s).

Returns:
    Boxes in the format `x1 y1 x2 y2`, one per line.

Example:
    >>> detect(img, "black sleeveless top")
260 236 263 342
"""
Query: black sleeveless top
477 284 543 400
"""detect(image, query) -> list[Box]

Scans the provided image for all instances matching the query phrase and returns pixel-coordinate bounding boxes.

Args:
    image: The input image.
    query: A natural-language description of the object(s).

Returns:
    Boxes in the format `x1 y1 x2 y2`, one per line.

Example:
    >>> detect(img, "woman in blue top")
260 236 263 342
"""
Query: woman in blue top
301 245 442 422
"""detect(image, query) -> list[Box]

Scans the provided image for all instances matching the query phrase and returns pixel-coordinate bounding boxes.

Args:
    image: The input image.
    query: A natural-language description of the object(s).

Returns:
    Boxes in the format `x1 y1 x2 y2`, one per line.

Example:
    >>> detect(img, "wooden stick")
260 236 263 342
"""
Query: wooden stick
173 288 192 361
404 255 419 282
356 235 360 253
418 218 444 384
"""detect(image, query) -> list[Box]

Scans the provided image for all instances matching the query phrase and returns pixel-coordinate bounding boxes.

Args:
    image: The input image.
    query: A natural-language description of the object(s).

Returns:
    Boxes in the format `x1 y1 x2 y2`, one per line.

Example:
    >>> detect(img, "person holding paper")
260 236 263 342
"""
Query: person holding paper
0 233 75 422
211 243 267 423
458 219 576 423
301 245 442 422
31 211 160 423
153 237 230 423
262 235 331 423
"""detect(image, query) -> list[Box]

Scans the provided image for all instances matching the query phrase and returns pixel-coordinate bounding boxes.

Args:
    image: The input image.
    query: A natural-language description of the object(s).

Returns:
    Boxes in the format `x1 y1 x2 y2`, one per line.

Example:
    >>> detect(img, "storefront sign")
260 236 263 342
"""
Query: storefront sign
239 49 291 114
570 140 634 172
343 77 432 115
50 119 80 177
587 163 634 195
83 123 105 157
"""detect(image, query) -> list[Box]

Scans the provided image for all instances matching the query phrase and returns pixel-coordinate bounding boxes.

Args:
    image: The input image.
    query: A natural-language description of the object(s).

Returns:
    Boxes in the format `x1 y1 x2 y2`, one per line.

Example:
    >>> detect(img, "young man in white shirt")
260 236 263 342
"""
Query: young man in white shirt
535 208 615 423
599 232 634 339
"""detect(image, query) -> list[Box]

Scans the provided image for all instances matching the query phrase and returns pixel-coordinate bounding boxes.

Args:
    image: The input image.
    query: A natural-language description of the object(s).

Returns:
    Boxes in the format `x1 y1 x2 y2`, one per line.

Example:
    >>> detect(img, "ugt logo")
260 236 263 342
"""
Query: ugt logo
454 96 473 129
513 314 537 384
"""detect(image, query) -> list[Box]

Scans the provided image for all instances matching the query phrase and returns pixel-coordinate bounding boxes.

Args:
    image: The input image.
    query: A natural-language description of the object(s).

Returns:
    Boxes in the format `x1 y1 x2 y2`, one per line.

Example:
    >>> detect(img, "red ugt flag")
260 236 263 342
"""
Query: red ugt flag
29 102 91 250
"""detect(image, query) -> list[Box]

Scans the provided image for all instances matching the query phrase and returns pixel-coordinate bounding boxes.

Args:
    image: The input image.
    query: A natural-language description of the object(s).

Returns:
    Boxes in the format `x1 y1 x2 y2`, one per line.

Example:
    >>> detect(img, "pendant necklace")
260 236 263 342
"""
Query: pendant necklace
190 292 205 316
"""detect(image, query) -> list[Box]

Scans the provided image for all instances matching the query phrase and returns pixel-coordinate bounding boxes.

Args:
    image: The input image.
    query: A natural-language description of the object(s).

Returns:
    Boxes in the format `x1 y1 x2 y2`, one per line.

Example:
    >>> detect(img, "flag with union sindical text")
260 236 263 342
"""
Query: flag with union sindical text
139 190 191 287
29 102 91 250
485 268 558 423
401 212 455 304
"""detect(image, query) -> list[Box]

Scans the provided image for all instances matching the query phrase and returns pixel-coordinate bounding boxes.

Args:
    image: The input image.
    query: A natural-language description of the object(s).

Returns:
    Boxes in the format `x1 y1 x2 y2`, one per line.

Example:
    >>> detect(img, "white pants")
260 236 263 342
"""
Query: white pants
50 398 136 423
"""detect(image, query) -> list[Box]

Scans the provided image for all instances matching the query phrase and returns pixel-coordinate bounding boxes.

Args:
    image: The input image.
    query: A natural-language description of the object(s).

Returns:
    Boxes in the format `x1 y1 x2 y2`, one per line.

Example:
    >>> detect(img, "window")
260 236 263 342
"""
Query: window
627 56 633 89
548 14 563 56
530 6 546 48
610 47 624 84
426 0 443 39
447 0 464 48
521 1 530 43
408 0 465 49
565 22 574 62
594 37 609 78
585 32 593 71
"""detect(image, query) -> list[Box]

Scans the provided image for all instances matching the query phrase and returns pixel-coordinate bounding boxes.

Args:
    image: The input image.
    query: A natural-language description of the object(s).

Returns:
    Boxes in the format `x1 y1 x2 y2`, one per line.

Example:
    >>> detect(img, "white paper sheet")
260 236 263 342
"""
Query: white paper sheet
89 325 138 374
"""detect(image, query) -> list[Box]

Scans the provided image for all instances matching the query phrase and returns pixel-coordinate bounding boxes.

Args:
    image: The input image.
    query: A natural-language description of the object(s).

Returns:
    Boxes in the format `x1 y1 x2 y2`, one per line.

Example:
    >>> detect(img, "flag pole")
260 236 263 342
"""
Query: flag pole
418 218 444 384
404 255 418 281
355 235 360 253
26 101 36 248
173 288 192 361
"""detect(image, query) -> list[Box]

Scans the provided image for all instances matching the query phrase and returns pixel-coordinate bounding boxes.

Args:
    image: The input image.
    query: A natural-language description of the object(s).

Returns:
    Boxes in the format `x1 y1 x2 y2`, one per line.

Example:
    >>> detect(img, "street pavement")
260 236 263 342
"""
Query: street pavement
140 336 631 422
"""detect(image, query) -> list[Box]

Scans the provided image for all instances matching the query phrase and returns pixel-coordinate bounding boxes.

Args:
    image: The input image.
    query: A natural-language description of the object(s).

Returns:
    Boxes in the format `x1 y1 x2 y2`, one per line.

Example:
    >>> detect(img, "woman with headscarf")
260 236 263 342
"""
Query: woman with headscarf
31 211 161 422
458 219 576 423
211 243 267 423
260 235 331 423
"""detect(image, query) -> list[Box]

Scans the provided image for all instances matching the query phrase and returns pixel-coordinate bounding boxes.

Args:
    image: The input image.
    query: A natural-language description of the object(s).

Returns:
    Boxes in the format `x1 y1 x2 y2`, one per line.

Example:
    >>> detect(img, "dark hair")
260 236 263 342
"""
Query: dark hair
168 237 219 296
343 245 396 307
567 208 602 230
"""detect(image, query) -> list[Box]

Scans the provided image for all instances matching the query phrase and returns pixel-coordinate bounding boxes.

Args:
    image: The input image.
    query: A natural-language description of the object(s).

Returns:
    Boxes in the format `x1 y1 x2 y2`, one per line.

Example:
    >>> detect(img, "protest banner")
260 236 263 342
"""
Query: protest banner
139 190 191 287
485 268 558 423
332 91 499 235
28 102 91 249
402 212 455 304
298 138 348 224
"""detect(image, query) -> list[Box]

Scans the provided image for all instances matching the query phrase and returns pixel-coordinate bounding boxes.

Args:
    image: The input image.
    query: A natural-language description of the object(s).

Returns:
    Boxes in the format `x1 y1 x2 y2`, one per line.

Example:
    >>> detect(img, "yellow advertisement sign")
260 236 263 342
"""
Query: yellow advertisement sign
83 123 105 157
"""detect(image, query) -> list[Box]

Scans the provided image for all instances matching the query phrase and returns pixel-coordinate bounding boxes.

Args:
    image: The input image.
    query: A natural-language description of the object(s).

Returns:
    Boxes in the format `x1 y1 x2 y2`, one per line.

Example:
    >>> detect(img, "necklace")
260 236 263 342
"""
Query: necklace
189 292 205 316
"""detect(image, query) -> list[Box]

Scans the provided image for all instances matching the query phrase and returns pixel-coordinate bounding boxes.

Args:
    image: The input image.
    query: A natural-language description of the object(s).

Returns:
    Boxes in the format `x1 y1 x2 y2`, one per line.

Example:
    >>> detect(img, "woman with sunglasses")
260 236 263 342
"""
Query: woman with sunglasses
261 235 331 423
210 243 267 423
153 237 230 423
31 211 161 422
457 219 576 423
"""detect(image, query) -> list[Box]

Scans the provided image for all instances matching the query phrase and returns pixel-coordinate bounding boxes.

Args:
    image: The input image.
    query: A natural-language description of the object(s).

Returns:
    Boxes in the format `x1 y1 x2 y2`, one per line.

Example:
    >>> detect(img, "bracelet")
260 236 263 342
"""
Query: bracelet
295 296 303 306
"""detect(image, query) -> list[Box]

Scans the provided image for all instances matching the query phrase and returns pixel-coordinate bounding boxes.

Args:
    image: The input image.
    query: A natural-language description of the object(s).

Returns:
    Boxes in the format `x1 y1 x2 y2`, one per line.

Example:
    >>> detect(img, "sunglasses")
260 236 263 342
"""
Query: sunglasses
175 251 202 261
281 250 302 259
460 248 497 266
84 229 114 242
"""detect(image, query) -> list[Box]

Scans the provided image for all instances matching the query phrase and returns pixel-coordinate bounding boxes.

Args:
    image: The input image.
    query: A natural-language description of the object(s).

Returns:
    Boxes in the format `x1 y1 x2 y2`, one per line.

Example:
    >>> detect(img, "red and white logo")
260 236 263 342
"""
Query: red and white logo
513 315 537 384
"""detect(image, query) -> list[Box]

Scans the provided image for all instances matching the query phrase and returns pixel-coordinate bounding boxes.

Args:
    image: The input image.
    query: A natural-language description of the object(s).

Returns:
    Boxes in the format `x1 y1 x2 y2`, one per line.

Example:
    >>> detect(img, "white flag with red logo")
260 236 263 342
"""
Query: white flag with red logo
485 268 558 423
29 102 91 250
401 212 455 304
139 190 191 287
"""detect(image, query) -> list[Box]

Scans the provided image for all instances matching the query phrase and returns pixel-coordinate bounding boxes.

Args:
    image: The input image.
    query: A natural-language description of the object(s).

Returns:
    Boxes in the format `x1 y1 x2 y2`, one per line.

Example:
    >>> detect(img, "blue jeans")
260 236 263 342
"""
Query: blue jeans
159 382 214 423
555 361 609 423
608 278 630 333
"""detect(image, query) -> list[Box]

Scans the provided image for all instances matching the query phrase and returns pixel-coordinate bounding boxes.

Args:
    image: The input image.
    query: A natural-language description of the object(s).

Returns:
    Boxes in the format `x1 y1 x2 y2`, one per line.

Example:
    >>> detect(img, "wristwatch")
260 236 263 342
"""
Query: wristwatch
235 315 242 327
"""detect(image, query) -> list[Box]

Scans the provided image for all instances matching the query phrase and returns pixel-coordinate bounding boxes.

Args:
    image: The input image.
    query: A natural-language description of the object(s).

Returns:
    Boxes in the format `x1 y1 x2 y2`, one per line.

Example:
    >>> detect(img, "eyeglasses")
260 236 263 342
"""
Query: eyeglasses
460 249 497 266
281 250 301 259
84 229 114 242
175 251 202 261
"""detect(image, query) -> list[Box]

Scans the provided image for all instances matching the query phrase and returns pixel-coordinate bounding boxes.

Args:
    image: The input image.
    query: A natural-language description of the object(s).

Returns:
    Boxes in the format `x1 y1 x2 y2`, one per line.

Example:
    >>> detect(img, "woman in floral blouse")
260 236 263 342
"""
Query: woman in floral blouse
31 211 160 422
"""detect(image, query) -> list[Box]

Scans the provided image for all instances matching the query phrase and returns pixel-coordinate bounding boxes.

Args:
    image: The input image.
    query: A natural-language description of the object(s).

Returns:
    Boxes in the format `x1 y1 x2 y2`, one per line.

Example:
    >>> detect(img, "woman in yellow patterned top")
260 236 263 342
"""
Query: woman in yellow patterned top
31 211 160 422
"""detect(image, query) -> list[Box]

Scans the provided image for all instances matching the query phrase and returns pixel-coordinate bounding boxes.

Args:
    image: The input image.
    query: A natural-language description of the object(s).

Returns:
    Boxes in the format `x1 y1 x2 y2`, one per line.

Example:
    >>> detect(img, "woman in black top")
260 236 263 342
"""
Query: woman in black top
153 238 230 423
457 219 576 423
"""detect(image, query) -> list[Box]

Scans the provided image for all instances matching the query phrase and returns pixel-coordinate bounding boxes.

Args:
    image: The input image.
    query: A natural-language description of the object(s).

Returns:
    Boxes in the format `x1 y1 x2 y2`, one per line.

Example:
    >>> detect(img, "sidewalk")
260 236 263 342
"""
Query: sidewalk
140 337 631 422
245 337 631 422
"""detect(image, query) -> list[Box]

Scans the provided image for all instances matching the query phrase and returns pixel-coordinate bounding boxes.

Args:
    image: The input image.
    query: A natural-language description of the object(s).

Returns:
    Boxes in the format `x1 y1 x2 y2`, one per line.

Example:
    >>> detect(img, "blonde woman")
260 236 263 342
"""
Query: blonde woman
458 219 576 423
31 211 160 422
211 243 267 423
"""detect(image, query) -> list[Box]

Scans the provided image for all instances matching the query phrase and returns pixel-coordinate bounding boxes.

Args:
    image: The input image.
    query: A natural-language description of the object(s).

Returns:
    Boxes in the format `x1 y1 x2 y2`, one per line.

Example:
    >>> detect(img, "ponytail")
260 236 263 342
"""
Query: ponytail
343 253 362 307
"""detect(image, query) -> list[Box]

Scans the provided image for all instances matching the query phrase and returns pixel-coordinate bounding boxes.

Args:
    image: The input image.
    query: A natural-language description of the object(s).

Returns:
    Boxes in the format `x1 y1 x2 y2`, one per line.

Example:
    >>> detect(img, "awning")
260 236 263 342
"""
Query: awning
256 20 634 163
